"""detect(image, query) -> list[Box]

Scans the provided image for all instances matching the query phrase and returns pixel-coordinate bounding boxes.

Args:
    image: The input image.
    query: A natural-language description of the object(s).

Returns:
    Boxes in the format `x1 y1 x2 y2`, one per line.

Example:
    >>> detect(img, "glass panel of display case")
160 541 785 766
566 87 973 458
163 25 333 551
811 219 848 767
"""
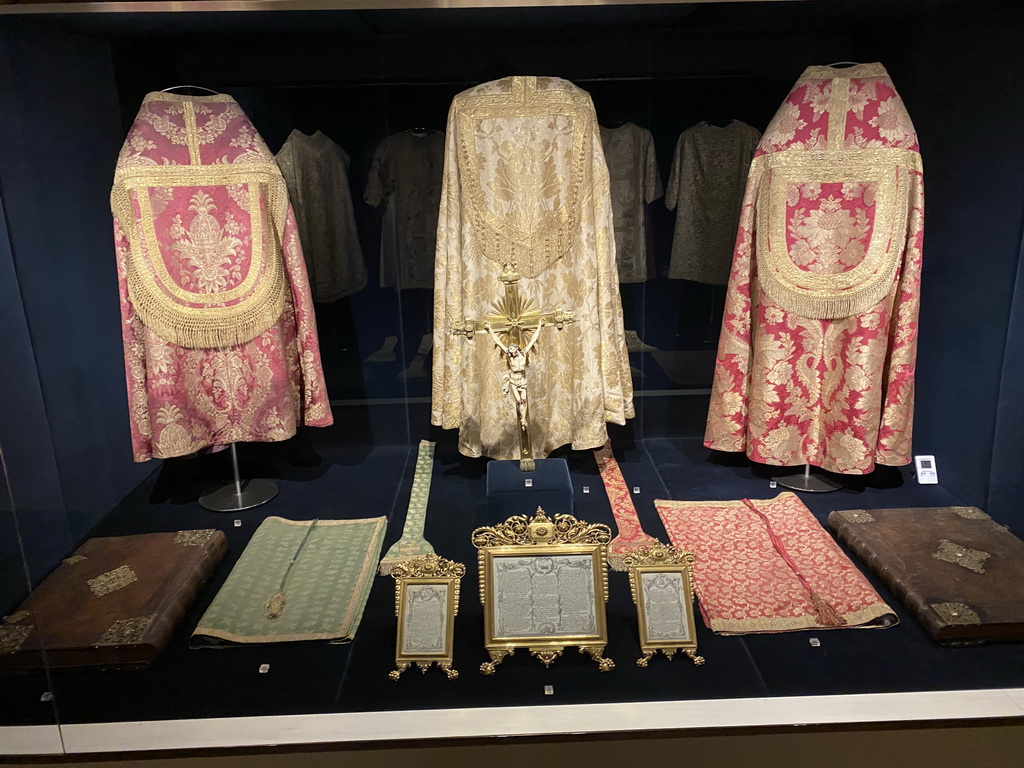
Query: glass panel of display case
0 1 1023 753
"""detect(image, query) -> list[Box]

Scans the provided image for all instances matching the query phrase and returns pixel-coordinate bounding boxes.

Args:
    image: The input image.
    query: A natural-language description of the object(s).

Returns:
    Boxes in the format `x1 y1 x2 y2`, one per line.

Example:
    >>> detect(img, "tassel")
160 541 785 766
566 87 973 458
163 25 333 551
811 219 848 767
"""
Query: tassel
811 592 847 627
263 591 286 620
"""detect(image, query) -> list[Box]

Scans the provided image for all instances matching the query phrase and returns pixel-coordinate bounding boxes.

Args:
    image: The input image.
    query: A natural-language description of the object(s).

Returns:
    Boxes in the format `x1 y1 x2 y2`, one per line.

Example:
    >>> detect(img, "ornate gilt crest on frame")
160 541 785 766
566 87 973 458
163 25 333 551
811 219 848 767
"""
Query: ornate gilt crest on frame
388 554 466 680
621 543 704 668
471 507 614 674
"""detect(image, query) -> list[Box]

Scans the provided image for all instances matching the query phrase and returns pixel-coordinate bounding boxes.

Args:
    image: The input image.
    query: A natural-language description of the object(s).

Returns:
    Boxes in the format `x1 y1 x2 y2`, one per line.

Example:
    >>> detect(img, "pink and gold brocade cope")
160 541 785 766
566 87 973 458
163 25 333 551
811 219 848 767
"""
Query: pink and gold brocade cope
705 63 924 474
112 93 332 462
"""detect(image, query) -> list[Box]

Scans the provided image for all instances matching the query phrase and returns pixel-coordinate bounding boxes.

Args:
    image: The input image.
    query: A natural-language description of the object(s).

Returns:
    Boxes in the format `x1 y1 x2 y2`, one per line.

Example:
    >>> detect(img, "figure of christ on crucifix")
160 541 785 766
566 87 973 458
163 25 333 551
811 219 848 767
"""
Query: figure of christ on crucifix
485 321 544 430
454 264 576 471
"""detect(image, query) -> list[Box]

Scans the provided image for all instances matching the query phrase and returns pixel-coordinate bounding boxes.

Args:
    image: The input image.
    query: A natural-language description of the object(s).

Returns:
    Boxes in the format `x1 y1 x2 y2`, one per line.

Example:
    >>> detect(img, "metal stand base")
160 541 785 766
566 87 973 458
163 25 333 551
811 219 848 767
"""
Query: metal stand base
199 478 278 512
198 443 278 512
772 464 842 493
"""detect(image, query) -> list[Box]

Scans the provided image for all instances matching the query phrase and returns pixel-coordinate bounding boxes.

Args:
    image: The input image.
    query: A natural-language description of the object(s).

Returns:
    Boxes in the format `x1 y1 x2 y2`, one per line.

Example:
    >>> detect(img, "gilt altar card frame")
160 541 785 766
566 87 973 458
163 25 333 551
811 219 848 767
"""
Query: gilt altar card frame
622 544 704 667
388 554 466 680
471 507 614 673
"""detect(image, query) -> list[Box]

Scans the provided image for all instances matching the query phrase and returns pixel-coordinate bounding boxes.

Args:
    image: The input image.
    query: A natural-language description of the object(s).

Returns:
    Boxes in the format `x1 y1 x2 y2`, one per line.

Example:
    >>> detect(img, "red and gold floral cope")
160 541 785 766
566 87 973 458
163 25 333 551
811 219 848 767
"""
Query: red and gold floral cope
706 64 923 474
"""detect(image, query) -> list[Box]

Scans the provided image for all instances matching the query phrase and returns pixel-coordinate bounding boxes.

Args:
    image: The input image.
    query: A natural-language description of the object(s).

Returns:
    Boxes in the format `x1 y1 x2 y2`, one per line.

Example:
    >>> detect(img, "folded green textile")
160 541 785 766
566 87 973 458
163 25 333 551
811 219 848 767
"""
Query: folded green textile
193 515 386 645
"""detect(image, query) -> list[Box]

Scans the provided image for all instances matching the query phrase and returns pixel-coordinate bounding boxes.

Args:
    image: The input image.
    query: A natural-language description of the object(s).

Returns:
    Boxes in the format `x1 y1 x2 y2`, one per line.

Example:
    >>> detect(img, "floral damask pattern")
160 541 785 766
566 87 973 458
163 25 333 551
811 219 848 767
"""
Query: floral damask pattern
593 442 660 570
114 93 332 462
656 493 896 633
760 80 829 153
169 191 246 293
786 182 875 273
845 79 919 151
705 63 923 474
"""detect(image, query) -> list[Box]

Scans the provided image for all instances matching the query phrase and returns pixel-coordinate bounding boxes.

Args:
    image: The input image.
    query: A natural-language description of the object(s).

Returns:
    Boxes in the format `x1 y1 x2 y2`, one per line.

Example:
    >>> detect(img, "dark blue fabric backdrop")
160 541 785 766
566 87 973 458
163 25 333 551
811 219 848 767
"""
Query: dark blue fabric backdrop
0 19 151 585
884 11 1024 516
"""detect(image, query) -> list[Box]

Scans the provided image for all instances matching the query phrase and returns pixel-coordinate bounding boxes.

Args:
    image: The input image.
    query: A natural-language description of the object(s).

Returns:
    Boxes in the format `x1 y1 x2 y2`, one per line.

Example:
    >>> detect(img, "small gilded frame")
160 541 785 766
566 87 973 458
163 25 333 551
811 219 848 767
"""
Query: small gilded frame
622 544 704 668
471 507 614 674
388 554 466 680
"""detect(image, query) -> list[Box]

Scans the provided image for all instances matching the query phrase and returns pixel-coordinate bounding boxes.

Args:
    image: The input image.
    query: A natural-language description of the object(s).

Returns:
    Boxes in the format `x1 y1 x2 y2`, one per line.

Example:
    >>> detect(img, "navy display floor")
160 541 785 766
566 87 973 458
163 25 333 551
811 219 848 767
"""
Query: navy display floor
3 432 1023 732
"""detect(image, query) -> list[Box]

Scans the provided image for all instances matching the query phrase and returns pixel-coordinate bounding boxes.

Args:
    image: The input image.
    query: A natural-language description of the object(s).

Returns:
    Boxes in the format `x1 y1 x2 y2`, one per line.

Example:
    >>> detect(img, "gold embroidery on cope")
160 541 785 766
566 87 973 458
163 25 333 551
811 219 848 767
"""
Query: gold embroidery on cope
827 75 849 152
97 615 155 646
175 529 217 547
455 76 591 278
4 611 31 624
755 151 915 319
110 154 289 350
88 565 139 597
63 554 88 565
930 602 980 626
933 539 990 574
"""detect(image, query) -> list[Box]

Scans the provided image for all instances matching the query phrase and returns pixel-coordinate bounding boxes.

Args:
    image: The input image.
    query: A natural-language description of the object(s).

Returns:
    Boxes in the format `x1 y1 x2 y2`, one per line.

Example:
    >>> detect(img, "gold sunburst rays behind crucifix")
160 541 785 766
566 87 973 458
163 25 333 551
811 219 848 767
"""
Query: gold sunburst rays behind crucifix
454 264 576 471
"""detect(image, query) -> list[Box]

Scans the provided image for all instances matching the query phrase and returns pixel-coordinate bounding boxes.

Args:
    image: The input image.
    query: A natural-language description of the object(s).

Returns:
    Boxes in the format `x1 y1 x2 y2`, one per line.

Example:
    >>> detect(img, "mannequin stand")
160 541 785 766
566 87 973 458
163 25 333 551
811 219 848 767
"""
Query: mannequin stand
772 463 841 493
199 444 278 512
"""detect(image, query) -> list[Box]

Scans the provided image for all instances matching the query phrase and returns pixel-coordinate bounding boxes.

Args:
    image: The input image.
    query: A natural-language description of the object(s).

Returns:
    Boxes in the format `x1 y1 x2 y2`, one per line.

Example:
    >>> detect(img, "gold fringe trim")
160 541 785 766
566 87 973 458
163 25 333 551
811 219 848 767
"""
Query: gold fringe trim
125 271 286 350
112 168 290 349
756 268 900 321
753 151 917 320
378 558 406 576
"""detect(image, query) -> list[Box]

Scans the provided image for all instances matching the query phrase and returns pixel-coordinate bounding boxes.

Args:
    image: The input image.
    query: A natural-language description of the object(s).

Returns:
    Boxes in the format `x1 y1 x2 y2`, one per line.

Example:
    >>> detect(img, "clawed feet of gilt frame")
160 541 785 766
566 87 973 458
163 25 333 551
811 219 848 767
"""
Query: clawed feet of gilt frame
636 648 704 667
390 660 459 680
480 648 514 675
579 645 615 671
481 646 614 674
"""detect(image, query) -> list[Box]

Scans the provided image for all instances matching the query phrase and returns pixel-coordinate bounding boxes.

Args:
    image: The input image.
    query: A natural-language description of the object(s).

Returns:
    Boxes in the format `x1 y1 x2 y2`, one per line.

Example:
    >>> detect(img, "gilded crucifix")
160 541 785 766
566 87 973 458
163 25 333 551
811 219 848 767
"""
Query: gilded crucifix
454 264 575 471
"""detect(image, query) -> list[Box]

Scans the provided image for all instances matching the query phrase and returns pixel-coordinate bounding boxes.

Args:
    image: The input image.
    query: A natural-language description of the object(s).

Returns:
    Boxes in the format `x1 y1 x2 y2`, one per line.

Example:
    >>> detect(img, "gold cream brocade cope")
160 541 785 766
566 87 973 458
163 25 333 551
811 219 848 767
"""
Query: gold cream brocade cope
432 76 634 461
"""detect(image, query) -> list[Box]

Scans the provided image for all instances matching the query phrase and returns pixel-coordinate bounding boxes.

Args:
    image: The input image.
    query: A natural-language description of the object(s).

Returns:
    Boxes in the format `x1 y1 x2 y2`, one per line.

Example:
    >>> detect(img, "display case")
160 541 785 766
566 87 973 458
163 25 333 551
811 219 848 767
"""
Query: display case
1 0 1023 761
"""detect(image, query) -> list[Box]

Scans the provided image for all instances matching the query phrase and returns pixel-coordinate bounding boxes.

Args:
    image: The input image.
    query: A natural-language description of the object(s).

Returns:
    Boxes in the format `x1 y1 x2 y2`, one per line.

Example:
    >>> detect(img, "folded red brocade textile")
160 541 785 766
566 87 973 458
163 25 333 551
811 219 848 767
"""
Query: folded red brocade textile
655 493 896 634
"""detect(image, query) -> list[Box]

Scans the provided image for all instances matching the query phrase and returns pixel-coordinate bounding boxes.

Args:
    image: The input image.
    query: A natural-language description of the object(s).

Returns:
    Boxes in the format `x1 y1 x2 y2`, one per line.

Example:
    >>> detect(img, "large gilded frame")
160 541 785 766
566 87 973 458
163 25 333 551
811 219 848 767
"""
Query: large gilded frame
388 554 466 680
471 507 613 674
622 543 704 668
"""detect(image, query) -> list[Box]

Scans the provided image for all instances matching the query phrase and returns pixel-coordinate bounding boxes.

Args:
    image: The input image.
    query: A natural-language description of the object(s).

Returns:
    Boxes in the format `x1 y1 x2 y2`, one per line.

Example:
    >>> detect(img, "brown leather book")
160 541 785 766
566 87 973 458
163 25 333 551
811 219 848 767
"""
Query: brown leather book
0 529 226 670
828 507 1024 645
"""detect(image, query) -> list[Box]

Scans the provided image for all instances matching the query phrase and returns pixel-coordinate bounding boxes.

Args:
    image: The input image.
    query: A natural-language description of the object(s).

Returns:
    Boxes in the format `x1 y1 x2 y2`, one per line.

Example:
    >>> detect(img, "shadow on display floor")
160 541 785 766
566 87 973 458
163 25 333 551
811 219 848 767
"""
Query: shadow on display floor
3 432 1023 727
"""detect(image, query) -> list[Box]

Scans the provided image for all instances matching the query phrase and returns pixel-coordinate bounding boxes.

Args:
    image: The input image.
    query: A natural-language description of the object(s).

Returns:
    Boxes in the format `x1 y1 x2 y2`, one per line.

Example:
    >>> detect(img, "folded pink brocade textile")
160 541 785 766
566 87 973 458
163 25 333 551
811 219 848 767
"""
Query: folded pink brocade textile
656 492 896 634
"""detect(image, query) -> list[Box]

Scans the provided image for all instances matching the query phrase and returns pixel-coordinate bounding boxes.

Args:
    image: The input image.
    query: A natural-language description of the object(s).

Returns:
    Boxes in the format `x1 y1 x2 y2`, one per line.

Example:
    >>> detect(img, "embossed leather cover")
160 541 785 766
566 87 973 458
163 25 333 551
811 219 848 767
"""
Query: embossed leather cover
0 530 226 670
829 507 1024 645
